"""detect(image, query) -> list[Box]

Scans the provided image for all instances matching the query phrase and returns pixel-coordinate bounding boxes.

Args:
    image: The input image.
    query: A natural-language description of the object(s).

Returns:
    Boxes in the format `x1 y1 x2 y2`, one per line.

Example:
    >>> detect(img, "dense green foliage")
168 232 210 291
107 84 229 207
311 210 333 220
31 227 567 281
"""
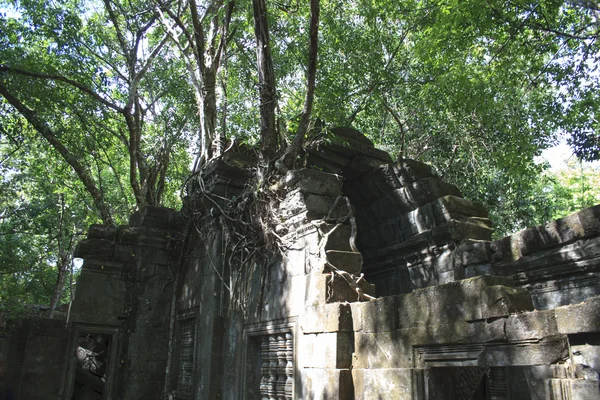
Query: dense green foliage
1 0 599 314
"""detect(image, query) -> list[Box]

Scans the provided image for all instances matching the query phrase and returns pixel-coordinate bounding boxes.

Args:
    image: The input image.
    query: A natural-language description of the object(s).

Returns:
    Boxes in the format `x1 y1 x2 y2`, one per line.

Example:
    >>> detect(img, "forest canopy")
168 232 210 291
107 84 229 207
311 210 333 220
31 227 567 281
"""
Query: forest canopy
1 0 600 316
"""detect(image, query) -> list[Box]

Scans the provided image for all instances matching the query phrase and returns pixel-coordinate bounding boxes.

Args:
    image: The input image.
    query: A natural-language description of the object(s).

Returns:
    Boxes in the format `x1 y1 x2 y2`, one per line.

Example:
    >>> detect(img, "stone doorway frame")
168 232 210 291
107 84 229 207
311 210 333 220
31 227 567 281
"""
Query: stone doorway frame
411 339 568 400
61 323 120 400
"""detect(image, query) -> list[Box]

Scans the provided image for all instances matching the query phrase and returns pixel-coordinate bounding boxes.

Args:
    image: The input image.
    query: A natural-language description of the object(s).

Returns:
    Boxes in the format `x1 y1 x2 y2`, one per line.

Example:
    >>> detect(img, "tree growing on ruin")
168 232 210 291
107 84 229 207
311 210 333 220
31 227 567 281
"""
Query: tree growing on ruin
1 0 600 316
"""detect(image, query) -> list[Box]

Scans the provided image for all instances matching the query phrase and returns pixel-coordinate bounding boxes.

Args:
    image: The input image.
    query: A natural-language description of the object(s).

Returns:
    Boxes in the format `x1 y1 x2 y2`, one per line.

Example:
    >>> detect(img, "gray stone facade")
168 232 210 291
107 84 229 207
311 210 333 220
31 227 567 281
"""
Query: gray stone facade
3 128 600 399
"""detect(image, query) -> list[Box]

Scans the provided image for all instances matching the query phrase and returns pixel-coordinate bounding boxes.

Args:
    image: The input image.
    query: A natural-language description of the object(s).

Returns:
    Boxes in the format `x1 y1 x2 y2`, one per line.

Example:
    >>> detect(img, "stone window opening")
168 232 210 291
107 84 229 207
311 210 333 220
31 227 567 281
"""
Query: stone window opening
171 314 197 400
65 326 118 400
244 321 296 400
72 332 111 399
258 332 293 400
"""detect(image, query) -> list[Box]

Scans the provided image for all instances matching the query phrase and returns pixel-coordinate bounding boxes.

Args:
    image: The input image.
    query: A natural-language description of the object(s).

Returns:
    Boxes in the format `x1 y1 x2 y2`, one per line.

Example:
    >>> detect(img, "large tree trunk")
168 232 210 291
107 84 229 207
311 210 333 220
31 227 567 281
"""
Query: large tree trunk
283 0 320 170
48 194 74 319
204 67 219 155
252 0 278 161
48 255 70 319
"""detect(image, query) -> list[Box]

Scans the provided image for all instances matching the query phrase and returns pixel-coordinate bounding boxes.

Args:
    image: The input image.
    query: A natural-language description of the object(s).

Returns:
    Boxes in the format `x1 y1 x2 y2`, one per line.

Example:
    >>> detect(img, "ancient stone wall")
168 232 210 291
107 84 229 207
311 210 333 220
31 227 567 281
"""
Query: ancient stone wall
466 205 600 309
60 207 183 400
9 127 600 400
3 318 69 399
163 128 600 399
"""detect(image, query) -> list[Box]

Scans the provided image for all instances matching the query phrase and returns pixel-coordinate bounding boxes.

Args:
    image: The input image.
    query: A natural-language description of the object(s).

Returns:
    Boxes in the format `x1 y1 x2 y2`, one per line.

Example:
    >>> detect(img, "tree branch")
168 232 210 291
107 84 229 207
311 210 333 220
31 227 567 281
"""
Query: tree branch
102 0 130 58
0 83 114 225
0 65 125 113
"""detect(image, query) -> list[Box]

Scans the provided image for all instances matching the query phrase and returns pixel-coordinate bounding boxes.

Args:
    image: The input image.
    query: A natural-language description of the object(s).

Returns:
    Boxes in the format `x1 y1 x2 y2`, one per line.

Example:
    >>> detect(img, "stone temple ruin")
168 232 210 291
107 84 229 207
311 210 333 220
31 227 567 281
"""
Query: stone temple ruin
2 128 600 399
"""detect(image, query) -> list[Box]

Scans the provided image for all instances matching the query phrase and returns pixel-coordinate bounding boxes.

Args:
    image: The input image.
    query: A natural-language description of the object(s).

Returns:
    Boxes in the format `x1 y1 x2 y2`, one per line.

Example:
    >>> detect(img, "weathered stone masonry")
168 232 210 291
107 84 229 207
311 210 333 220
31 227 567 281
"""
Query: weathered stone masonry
3 128 600 399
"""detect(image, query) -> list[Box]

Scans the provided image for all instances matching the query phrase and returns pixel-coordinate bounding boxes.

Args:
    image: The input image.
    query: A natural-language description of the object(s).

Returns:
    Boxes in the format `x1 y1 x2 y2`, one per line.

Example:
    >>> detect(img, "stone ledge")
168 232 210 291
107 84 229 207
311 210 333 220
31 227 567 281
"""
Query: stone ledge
351 276 530 334
505 310 559 341
555 295 600 334
491 204 600 263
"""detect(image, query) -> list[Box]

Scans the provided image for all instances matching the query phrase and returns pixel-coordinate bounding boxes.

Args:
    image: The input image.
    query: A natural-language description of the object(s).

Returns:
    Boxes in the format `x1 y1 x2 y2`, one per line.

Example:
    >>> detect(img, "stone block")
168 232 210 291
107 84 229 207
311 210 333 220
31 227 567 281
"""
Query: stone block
549 378 600 400
307 147 352 174
71 271 127 324
401 178 463 210
505 310 559 341
261 272 307 321
399 285 468 325
141 264 156 278
578 205 600 237
492 237 600 294
305 272 329 308
409 318 507 350
326 250 363 274
454 240 491 267
406 262 438 288
331 127 375 146
74 238 115 260
285 169 343 197
112 244 137 264
434 195 489 219
355 171 392 204
493 205 600 265
279 190 351 221
365 196 399 225
434 220 494 242
324 224 353 252
432 247 455 273
406 203 438 234
571 342 600 380
396 276 520 326
17 333 69 400
464 263 493 278
301 332 353 368
490 235 516 263
325 273 375 304
301 303 353 333
351 296 399 333
467 216 494 230
439 266 468 284
354 331 413 369
129 205 183 230
345 155 390 178
325 142 392 165
221 149 257 168
394 159 435 186
481 284 534 319
366 217 412 247
484 338 569 367
555 296 600 334
378 164 403 189
140 246 171 266
87 224 117 240
306 193 352 219
297 368 354 400
352 368 413 400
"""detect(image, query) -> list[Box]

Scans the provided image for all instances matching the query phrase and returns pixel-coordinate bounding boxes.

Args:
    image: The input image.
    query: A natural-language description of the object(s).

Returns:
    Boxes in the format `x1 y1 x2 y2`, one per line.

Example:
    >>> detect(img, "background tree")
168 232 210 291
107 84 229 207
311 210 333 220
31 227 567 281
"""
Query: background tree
1 0 600 316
